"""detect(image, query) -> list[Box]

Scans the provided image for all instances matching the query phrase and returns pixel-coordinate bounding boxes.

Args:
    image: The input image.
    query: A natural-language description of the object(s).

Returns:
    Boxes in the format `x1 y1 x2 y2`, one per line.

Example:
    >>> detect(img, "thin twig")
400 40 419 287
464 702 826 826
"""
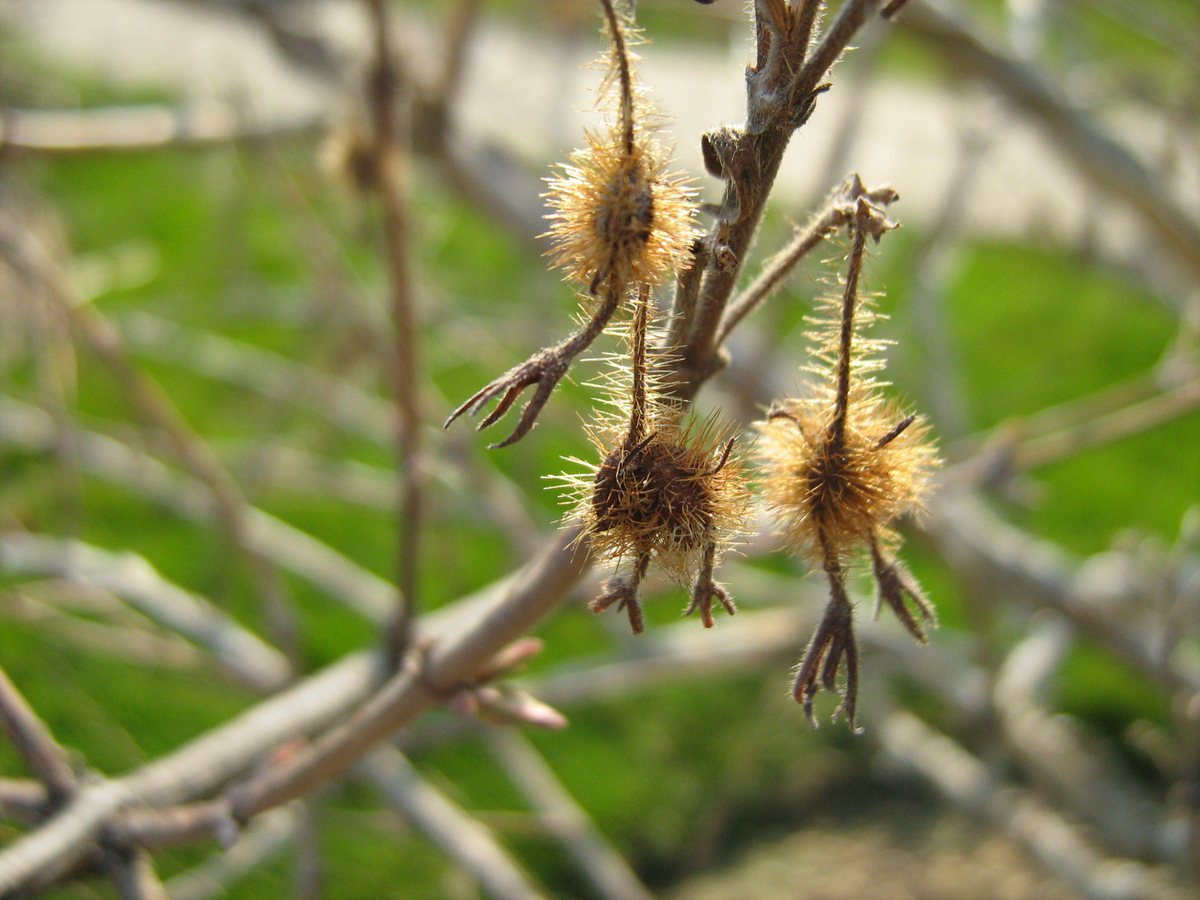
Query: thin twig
162 805 301 900
486 729 654 900
903 0 1200 287
0 665 76 805
0 103 322 154
362 749 547 900
0 398 396 623
0 533 290 692
0 214 302 666
107 848 170 900
362 0 423 672
680 0 888 391
881 710 1188 900
715 175 898 348
993 619 1172 862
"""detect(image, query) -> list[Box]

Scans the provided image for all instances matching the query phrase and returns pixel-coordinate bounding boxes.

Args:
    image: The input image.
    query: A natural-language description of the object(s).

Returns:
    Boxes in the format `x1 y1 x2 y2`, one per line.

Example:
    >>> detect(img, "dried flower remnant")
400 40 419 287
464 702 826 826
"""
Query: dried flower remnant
554 294 751 634
445 0 697 448
757 198 939 730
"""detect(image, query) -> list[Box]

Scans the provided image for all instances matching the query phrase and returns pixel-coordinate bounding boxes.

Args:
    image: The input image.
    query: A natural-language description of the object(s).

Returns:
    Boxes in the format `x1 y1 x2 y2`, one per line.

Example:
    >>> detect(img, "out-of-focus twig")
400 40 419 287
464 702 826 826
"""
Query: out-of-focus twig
929 491 1200 694
107 848 169 900
680 0 894 386
0 780 47 827
881 709 1188 900
0 213 302 665
486 729 654 900
714 174 899 349
0 533 290 692
0 398 395 623
994 618 1175 862
0 103 322 154
0 665 76 806
162 804 300 900
362 0 423 672
903 0 1200 287
362 748 546 900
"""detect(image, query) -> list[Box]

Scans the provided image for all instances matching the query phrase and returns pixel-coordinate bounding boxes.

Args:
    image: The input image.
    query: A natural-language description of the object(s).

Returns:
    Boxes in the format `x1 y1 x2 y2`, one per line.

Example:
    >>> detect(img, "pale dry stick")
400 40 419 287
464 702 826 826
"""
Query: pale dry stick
994 619 1173 862
881 710 1188 900
677 0 892 391
714 174 899 349
0 781 45 827
3 587 204 670
226 527 590 823
902 0 1200 288
121 312 393 446
0 665 76 806
362 0 423 673
946 367 1194 481
0 533 291 692
928 491 1200 695
485 729 654 900
0 398 394 624
899 127 991 439
121 314 542 554
0 103 322 154
162 805 301 900
107 848 170 900
362 749 547 900
0 215 302 665
1005 375 1200 473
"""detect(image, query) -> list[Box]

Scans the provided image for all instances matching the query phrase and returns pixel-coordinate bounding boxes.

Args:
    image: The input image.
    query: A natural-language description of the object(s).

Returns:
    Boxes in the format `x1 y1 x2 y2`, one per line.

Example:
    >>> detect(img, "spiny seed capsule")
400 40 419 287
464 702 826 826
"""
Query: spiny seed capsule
545 128 695 293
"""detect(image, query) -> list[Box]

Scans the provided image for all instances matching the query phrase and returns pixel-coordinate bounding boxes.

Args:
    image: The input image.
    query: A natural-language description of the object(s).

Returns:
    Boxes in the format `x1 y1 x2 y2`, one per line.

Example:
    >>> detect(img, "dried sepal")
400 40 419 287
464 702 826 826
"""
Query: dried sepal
869 536 936 643
444 286 621 447
792 560 859 730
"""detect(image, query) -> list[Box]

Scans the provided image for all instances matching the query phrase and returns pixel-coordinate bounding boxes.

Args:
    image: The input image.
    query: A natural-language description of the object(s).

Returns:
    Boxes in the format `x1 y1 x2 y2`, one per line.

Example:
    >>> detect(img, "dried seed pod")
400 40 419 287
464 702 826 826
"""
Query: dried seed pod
545 125 697 294
757 198 939 729
446 0 697 447
553 299 751 633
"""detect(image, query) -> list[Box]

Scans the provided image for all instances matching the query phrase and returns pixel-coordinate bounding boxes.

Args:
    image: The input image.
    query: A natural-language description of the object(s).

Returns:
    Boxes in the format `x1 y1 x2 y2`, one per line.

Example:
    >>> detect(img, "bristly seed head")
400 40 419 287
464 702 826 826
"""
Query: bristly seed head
756 200 940 729
543 1 697 294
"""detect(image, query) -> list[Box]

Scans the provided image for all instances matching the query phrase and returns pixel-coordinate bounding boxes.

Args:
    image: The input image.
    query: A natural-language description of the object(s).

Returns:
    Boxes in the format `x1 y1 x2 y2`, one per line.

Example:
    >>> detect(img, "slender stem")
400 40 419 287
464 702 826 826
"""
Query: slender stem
831 202 870 447
715 177 896 347
628 285 651 442
0 665 76 805
599 0 635 156
0 214 301 665
364 0 422 672
680 0 885 394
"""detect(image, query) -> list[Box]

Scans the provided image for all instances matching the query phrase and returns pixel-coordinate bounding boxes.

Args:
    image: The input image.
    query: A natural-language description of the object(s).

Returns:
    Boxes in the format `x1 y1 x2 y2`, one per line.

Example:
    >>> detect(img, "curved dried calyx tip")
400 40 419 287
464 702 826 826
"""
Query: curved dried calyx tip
792 570 861 731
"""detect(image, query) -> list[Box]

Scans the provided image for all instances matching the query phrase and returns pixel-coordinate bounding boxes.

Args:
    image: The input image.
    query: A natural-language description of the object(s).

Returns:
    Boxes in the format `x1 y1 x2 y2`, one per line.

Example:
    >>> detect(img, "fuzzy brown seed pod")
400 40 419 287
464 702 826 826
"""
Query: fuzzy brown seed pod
757 385 935 568
757 198 939 729
545 125 698 294
553 303 752 634
545 0 697 294
445 0 698 448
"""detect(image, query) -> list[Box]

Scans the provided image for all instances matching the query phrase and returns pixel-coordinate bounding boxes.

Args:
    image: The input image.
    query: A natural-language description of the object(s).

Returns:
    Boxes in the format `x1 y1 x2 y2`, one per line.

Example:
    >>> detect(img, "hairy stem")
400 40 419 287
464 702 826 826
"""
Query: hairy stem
831 201 871 448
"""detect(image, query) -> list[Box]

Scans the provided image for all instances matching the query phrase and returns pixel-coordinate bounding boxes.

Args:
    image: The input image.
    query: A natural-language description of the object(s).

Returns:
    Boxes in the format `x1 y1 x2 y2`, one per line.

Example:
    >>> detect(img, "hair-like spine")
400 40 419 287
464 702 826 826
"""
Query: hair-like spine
756 198 940 729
